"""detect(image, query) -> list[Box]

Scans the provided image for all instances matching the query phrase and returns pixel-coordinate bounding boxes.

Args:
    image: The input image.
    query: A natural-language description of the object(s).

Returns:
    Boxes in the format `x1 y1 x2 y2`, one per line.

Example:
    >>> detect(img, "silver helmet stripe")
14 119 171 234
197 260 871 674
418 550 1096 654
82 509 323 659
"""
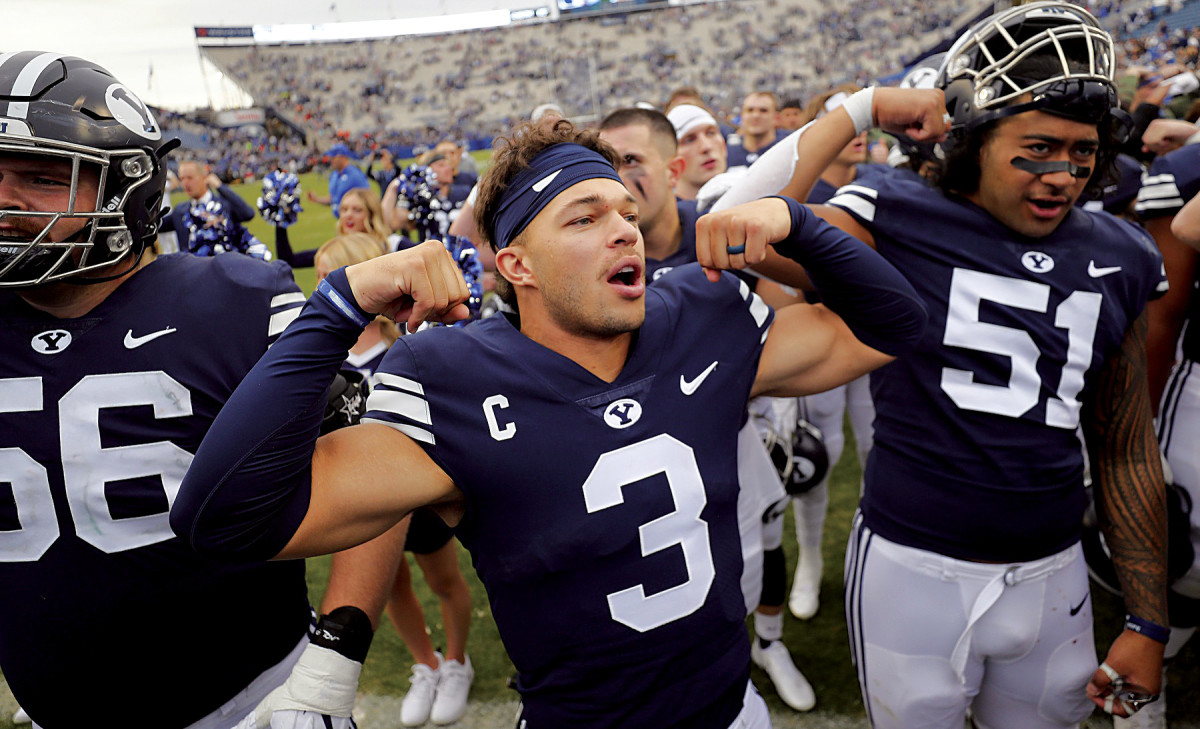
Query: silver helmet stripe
6 52 66 120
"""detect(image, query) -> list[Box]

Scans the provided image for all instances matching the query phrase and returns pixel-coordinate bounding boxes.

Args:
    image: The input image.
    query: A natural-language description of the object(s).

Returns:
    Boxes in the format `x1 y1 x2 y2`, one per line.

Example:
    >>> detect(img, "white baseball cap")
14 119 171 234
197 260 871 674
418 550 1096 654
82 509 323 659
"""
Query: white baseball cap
667 104 720 140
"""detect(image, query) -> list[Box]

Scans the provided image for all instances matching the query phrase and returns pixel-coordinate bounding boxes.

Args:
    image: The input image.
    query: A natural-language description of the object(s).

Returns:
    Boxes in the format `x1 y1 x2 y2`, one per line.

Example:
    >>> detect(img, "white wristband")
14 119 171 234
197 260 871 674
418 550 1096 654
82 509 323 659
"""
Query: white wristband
841 87 876 135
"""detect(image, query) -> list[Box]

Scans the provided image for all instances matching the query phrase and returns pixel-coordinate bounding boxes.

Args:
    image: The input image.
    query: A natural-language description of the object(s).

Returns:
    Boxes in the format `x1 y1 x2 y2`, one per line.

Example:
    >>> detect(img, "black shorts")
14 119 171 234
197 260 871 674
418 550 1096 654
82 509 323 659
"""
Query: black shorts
403 507 455 555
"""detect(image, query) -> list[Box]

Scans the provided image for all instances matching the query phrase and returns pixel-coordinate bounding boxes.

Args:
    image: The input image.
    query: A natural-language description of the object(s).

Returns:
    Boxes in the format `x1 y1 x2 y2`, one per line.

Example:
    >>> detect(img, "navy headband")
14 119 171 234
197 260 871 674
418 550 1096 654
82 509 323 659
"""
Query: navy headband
493 143 623 249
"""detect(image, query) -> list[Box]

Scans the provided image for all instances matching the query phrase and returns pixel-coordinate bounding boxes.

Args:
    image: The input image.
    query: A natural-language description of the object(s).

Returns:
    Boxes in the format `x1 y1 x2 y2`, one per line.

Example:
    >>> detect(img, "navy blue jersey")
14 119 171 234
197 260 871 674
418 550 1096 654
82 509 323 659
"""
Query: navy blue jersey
0 253 311 726
1137 144 1200 363
362 265 772 727
807 164 894 205
828 175 1166 561
726 129 787 168
648 199 755 292
1079 153 1143 216
1136 144 1200 221
646 199 703 282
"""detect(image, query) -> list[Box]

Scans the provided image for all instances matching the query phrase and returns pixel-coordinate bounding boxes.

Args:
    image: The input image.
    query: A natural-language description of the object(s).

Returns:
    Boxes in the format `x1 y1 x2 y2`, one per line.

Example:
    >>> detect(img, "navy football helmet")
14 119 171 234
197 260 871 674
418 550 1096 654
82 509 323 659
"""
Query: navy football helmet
939 2 1119 134
769 418 830 496
0 52 176 287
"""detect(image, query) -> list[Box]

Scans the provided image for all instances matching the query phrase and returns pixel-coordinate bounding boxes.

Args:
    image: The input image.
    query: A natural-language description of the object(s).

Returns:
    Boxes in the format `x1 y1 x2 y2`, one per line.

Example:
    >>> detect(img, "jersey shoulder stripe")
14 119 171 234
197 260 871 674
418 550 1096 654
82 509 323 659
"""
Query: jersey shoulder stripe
363 371 435 444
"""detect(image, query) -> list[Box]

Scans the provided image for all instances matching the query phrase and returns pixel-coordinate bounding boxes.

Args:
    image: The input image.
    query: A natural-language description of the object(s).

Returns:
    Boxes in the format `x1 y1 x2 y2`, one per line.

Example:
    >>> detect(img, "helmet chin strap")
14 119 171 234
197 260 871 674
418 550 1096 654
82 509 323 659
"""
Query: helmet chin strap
1010 156 1091 179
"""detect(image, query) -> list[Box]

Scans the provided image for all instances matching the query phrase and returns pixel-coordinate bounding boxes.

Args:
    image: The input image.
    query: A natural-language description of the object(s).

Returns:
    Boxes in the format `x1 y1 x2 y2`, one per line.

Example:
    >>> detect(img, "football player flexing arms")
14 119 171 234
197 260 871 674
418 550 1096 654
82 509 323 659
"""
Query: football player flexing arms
172 113 935 727
0 53 375 729
703 4 1170 727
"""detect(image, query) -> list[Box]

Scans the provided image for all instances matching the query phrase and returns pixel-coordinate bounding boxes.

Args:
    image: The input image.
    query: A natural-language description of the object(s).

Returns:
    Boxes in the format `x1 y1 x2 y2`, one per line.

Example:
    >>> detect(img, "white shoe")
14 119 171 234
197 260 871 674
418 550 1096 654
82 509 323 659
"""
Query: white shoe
751 639 816 712
12 707 31 725
430 654 474 725
1113 679 1166 729
788 547 822 620
401 653 442 726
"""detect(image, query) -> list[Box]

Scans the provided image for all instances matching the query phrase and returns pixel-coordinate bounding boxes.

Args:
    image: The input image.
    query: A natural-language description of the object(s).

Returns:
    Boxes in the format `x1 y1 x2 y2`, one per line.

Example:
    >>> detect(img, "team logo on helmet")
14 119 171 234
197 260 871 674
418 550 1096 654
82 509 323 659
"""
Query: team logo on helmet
104 83 161 141
0 118 32 137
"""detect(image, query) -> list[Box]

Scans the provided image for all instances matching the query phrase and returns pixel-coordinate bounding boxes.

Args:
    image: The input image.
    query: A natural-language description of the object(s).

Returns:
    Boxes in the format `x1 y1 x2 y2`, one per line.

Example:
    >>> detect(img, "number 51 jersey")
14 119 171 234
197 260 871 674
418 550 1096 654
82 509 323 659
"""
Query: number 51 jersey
828 175 1165 563
364 265 773 728
0 253 312 727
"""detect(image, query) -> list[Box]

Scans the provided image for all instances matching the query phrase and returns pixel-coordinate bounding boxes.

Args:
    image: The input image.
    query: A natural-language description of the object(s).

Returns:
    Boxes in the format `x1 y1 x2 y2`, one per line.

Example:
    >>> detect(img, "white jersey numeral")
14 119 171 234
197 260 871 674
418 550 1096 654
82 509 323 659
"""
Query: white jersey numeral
582 434 715 632
0 372 194 562
940 269 1102 428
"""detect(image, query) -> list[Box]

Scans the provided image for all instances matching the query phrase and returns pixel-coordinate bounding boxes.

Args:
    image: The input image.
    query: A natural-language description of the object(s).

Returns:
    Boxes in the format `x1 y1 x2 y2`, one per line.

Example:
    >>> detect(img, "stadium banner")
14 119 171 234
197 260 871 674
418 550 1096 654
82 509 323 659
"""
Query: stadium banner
195 26 254 39
215 108 267 128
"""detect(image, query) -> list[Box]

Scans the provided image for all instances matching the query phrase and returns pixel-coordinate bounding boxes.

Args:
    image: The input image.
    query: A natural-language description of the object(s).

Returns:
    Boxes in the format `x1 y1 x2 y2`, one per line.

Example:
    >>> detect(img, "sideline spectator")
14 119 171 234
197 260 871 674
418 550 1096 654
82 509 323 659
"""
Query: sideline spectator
308 143 370 218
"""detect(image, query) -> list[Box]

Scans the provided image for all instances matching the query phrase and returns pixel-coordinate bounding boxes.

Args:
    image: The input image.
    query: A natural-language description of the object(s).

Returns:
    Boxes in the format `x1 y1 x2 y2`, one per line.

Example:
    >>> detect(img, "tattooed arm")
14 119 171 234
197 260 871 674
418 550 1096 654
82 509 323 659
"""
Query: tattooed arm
1081 309 1168 709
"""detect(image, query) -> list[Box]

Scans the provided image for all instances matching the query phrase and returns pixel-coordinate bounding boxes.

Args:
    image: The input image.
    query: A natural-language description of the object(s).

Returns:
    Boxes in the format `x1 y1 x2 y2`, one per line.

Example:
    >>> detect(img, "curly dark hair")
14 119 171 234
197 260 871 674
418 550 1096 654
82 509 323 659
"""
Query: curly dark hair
473 120 620 311
474 120 619 253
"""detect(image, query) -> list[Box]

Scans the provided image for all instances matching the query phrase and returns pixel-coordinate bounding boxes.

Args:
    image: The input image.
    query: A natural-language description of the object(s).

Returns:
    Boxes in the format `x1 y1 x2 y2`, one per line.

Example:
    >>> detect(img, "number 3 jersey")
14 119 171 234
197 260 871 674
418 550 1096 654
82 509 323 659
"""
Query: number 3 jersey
827 175 1166 563
0 254 312 727
363 265 773 728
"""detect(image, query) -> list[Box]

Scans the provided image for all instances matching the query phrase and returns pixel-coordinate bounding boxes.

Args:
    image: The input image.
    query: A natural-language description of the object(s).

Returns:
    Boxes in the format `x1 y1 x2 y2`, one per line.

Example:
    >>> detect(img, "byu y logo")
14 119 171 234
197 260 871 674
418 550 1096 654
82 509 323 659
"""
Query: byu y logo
603 398 642 429
31 329 72 354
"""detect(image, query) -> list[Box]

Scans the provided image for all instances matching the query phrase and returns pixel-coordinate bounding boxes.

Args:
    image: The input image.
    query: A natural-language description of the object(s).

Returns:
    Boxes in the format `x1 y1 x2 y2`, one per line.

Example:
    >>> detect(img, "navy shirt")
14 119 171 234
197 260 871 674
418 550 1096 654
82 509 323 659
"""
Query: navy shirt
726 129 787 168
0 254 311 726
362 266 771 727
1137 144 1200 362
828 174 1166 562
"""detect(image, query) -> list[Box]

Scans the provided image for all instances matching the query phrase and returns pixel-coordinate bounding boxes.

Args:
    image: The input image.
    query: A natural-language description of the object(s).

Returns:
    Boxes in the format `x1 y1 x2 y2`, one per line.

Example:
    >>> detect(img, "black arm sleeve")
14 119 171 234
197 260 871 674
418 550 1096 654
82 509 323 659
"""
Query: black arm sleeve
770 195 927 356
171 266 369 561
216 184 258 224
274 226 316 269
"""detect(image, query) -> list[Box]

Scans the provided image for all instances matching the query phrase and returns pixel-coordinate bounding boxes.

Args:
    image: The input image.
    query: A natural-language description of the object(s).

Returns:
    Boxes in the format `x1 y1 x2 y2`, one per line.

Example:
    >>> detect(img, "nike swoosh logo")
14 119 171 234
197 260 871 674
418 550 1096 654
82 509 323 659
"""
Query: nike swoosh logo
531 168 562 192
1088 261 1122 278
680 361 718 396
1069 592 1089 616
124 327 177 349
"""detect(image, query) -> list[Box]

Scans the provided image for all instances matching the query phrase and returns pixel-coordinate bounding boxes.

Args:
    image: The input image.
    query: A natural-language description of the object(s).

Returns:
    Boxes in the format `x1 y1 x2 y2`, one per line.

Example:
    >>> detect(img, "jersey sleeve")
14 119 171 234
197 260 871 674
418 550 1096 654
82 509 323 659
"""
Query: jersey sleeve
656 264 775 365
825 175 889 231
1136 144 1200 219
360 329 465 486
207 255 305 344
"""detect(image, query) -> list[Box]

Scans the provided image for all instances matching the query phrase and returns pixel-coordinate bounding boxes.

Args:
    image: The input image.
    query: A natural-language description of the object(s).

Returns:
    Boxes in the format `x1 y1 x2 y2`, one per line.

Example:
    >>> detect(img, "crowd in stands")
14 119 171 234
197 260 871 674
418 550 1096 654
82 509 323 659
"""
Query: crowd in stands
162 0 1200 182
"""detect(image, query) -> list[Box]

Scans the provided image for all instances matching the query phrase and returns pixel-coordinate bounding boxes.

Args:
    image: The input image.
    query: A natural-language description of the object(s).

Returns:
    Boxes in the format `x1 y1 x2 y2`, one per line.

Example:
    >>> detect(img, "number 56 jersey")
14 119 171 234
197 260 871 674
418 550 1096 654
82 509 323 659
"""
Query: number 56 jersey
828 176 1165 563
0 253 312 727
364 265 773 728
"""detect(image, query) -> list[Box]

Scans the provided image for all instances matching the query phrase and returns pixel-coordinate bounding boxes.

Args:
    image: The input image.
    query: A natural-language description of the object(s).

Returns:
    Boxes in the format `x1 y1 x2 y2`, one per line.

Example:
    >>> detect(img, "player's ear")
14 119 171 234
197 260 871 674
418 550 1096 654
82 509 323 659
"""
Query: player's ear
666 154 685 187
495 244 536 290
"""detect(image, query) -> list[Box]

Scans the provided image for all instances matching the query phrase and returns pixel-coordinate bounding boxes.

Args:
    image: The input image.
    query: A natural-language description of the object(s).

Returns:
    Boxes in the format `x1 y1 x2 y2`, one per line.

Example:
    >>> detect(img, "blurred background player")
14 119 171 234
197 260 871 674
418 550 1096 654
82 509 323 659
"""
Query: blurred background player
727 91 786 167
667 103 729 201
